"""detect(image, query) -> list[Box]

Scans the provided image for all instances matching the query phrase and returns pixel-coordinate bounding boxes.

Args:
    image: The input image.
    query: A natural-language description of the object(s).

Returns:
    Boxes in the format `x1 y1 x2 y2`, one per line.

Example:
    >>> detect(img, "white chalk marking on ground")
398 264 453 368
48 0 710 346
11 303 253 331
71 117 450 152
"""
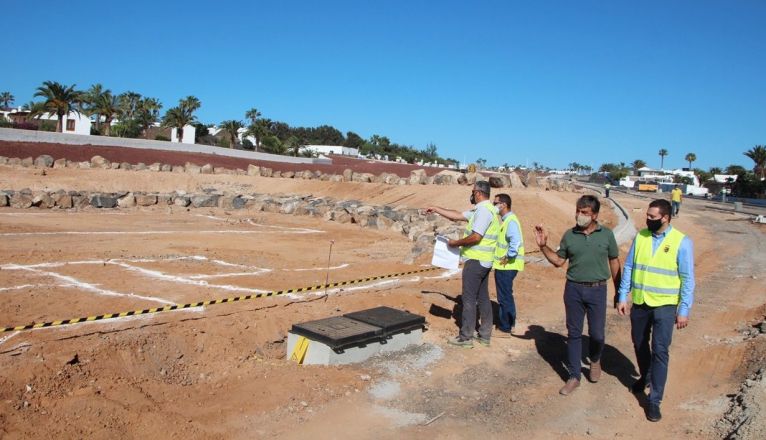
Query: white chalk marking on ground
245 219 323 234
424 268 460 279
0 284 45 293
188 271 270 279
284 263 350 272
2 265 175 305
195 214 227 221
0 230 272 237
110 261 269 294
283 279 402 300
0 332 20 346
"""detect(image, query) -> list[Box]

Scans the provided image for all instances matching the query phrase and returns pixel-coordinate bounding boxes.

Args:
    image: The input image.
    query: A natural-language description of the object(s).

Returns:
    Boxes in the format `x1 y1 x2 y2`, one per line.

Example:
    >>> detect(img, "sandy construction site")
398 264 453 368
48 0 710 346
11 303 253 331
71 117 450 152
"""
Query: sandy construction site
1 151 765 439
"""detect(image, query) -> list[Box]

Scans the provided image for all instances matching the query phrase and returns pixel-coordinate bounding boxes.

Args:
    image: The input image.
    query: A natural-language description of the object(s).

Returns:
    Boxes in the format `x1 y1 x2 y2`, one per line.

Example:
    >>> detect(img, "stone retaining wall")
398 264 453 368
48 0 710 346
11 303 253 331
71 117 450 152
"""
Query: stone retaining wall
0 153 577 190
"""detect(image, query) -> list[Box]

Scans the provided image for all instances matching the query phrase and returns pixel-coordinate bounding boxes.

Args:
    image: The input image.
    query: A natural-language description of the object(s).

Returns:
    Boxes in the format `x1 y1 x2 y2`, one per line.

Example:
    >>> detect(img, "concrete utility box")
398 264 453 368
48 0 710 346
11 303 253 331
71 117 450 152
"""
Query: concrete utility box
287 307 426 365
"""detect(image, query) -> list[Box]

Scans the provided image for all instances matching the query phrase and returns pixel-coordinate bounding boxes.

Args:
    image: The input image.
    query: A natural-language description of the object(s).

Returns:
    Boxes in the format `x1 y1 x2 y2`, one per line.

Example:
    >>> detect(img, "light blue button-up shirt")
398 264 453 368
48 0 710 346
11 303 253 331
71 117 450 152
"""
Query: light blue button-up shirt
502 211 523 258
618 225 695 317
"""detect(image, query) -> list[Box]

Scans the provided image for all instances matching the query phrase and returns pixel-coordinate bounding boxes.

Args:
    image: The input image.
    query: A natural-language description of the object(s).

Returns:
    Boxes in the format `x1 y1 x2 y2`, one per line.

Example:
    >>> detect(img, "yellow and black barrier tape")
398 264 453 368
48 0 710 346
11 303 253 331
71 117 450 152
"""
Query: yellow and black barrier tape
1 267 439 333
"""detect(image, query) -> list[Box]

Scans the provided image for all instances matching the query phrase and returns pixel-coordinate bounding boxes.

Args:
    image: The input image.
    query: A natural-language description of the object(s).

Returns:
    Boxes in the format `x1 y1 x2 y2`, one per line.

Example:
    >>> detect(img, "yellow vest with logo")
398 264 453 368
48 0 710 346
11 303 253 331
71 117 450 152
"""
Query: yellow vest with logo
461 201 499 263
493 213 525 271
631 227 685 307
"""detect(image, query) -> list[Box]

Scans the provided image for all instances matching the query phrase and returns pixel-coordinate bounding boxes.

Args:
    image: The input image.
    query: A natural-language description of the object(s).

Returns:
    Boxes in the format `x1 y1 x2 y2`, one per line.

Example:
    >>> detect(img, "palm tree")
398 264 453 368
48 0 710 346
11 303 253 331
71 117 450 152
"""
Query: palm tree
245 108 263 151
245 107 261 126
84 84 108 131
744 145 766 179
136 97 163 139
219 120 244 149
33 81 84 132
684 153 696 169
632 159 647 170
161 96 200 143
118 91 142 121
90 91 120 136
658 148 668 169
0 91 14 109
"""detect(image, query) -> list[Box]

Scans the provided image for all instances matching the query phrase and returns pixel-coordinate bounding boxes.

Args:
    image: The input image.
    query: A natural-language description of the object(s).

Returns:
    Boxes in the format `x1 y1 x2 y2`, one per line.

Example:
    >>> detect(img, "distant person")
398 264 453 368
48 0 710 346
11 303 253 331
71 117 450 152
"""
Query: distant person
425 181 499 348
671 186 682 217
534 195 621 396
616 199 695 422
604 183 611 198
492 193 524 336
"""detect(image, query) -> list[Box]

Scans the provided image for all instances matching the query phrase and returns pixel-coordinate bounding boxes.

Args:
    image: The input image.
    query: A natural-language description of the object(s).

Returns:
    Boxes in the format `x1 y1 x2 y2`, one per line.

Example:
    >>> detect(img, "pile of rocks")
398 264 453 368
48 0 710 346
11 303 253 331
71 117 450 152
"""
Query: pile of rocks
0 188 465 249
0 154 539 189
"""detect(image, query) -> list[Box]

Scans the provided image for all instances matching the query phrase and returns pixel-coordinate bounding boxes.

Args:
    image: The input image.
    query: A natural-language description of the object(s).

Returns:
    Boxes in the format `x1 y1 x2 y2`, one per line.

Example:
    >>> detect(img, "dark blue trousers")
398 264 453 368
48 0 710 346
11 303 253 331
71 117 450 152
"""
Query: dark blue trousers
630 304 676 404
494 269 519 332
563 280 607 380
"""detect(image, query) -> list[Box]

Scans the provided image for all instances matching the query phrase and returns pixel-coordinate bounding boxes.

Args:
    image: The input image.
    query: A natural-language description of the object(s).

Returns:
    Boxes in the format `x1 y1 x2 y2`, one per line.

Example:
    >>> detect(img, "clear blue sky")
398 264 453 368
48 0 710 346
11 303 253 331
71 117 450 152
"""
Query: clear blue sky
5 0 765 170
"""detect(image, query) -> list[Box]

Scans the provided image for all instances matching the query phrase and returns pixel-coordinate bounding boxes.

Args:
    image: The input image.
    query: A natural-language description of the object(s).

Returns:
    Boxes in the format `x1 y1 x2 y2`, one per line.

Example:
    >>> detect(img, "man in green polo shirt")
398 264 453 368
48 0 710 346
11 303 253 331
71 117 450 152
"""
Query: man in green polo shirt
534 195 621 396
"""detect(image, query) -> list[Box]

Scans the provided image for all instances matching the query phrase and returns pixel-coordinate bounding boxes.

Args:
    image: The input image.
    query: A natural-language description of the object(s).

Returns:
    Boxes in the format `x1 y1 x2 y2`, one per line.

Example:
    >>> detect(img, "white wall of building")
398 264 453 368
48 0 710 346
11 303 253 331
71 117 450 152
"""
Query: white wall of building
303 145 358 156
170 125 196 144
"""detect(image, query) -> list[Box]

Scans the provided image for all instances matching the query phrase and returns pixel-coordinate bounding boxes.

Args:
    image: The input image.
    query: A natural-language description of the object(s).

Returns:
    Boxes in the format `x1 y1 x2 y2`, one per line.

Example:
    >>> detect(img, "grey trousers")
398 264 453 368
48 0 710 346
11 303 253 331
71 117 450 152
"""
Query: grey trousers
460 259 493 340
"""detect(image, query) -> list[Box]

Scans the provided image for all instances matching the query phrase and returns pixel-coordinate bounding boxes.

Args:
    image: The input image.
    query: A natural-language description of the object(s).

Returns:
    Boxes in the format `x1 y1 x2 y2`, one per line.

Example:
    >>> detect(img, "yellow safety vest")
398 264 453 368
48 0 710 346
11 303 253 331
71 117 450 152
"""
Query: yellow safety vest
461 201 500 263
493 213 525 271
631 227 685 307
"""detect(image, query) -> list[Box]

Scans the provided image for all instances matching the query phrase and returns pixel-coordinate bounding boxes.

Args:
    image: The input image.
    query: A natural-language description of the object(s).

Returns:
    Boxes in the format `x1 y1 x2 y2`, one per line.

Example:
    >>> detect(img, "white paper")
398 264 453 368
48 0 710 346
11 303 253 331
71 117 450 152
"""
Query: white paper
431 235 460 270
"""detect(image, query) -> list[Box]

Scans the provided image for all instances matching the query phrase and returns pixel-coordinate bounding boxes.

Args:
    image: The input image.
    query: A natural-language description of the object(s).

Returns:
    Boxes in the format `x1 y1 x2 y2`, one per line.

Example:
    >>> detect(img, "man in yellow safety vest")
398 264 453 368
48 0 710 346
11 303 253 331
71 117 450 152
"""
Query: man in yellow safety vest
617 199 695 422
425 181 499 348
492 193 524 336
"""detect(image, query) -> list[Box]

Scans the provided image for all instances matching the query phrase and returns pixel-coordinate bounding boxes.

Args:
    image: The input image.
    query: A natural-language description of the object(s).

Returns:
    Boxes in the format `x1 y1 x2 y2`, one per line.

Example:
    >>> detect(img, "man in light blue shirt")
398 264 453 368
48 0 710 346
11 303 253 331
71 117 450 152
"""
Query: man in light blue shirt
616 199 695 422
492 193 524 336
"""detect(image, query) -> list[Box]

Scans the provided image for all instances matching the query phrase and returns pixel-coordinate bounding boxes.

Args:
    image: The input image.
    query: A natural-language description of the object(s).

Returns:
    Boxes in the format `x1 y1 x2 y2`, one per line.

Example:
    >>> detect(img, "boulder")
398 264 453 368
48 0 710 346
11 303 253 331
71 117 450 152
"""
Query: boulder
247 164 260 176
90 155 111 169
117 193 136 208
272 171 282 178
52 158 67 168
282 171 295 178
133 163 147 171
219 195 246 210
110 162 120 169
160 164 173 172
72 194 91 209
465 172 485 185
433 174 453 185
185 162 201 174
7 157 21 166
488 176 507 188
34 155 54 168
10 193 33 209
32 192 55 209
352 173 374 183
148 162 162 172
260 167 273 177
190 194 220 208
0 192 8 207
90 194 118 208
53 192 73 209
526 172 540 187
280 200 301 214
342 168 353 182
173 196 190 207
409 169 428 185
119 162 132 170
508 171 524 188
21 157 34 167
300 170 314 179
157 194 173 205
135 194 158 206
0 156 7 165
213 167 231 175
329 174 344 182
172 165 185 173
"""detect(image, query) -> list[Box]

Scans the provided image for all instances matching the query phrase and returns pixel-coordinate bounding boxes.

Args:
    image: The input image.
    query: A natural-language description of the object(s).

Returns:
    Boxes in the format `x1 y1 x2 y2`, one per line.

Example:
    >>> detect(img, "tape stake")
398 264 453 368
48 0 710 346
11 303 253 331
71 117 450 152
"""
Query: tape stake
0 266 439 333
289 336 310 364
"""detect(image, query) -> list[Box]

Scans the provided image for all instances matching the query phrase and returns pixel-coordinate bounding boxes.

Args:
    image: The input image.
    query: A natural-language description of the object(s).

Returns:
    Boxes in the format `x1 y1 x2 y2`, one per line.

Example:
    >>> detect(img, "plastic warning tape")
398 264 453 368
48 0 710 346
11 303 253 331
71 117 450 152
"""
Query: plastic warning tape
1 267 438 333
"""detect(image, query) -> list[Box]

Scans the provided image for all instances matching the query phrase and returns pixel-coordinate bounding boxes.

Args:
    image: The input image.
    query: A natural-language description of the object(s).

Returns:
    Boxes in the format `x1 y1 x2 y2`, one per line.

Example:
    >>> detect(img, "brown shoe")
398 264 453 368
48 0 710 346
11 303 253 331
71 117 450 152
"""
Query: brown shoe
559 378 580 396
589 361 602 383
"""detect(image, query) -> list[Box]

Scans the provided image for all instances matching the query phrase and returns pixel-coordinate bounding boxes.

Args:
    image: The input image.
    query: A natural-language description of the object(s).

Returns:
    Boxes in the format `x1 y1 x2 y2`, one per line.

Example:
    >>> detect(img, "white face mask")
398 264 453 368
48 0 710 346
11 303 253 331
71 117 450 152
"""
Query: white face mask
576 214 592 228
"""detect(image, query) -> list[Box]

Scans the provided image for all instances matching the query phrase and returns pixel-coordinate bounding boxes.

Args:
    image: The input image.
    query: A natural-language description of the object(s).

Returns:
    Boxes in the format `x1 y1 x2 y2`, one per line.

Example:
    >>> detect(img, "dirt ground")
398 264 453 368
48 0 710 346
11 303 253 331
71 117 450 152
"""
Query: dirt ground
0 162 764 439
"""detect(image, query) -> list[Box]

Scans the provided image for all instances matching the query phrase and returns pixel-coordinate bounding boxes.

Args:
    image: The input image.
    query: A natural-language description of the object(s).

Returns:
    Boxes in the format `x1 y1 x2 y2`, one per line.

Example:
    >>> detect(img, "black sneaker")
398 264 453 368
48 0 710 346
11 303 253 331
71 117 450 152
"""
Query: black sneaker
646 403 662 422
631 379 647 394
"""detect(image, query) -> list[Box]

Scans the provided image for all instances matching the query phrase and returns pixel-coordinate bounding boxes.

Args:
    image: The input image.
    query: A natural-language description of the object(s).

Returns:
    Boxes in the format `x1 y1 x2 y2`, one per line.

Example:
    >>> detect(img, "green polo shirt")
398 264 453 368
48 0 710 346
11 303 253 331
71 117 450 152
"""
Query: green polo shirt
556 224 618 282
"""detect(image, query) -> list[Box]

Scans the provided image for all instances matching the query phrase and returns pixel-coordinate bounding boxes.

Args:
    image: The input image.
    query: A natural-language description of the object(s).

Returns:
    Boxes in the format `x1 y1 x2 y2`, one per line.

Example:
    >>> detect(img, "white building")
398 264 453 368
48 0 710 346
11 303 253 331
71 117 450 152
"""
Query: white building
170 125 196 144
1 108 91 135
301 145 359 156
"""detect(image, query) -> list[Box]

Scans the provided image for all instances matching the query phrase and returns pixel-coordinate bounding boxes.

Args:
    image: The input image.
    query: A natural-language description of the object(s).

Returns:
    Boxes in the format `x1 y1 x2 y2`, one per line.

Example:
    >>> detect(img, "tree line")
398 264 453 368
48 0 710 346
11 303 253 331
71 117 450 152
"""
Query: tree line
0 83 456 165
